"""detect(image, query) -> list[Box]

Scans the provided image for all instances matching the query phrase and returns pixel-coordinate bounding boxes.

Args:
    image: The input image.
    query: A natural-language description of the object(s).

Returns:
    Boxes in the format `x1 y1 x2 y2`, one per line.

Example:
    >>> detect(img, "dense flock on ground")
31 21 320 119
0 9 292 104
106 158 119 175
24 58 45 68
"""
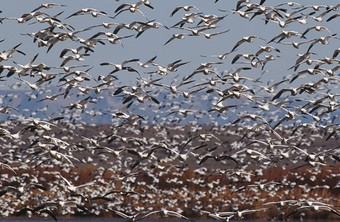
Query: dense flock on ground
0 0 340 221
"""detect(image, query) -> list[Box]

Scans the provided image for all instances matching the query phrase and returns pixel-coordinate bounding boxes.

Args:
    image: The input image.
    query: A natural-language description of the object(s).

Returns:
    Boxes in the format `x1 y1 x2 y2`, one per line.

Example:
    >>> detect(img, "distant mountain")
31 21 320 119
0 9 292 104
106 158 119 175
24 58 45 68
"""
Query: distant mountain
1 88 338 126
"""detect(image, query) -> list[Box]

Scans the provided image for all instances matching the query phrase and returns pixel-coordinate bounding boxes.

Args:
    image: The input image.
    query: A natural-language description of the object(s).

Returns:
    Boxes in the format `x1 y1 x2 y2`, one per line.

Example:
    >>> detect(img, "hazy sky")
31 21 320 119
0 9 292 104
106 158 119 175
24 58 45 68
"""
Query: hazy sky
1 0 340 92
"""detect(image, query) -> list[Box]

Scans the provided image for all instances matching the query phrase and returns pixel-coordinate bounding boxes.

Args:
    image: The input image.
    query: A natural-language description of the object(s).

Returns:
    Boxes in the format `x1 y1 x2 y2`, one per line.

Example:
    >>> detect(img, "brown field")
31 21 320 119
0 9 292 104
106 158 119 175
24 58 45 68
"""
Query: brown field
1 123 340 221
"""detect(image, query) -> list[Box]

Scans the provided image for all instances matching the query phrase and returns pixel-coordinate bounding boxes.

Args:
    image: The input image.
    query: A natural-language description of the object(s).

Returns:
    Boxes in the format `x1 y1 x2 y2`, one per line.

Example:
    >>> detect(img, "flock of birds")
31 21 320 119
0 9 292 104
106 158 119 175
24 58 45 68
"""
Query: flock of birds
0 0 340 221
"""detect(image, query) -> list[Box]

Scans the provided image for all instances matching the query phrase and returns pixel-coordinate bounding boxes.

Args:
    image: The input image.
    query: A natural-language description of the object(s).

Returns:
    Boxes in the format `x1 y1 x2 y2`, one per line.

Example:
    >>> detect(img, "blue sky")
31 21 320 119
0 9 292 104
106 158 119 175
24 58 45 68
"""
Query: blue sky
1 0 340 93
